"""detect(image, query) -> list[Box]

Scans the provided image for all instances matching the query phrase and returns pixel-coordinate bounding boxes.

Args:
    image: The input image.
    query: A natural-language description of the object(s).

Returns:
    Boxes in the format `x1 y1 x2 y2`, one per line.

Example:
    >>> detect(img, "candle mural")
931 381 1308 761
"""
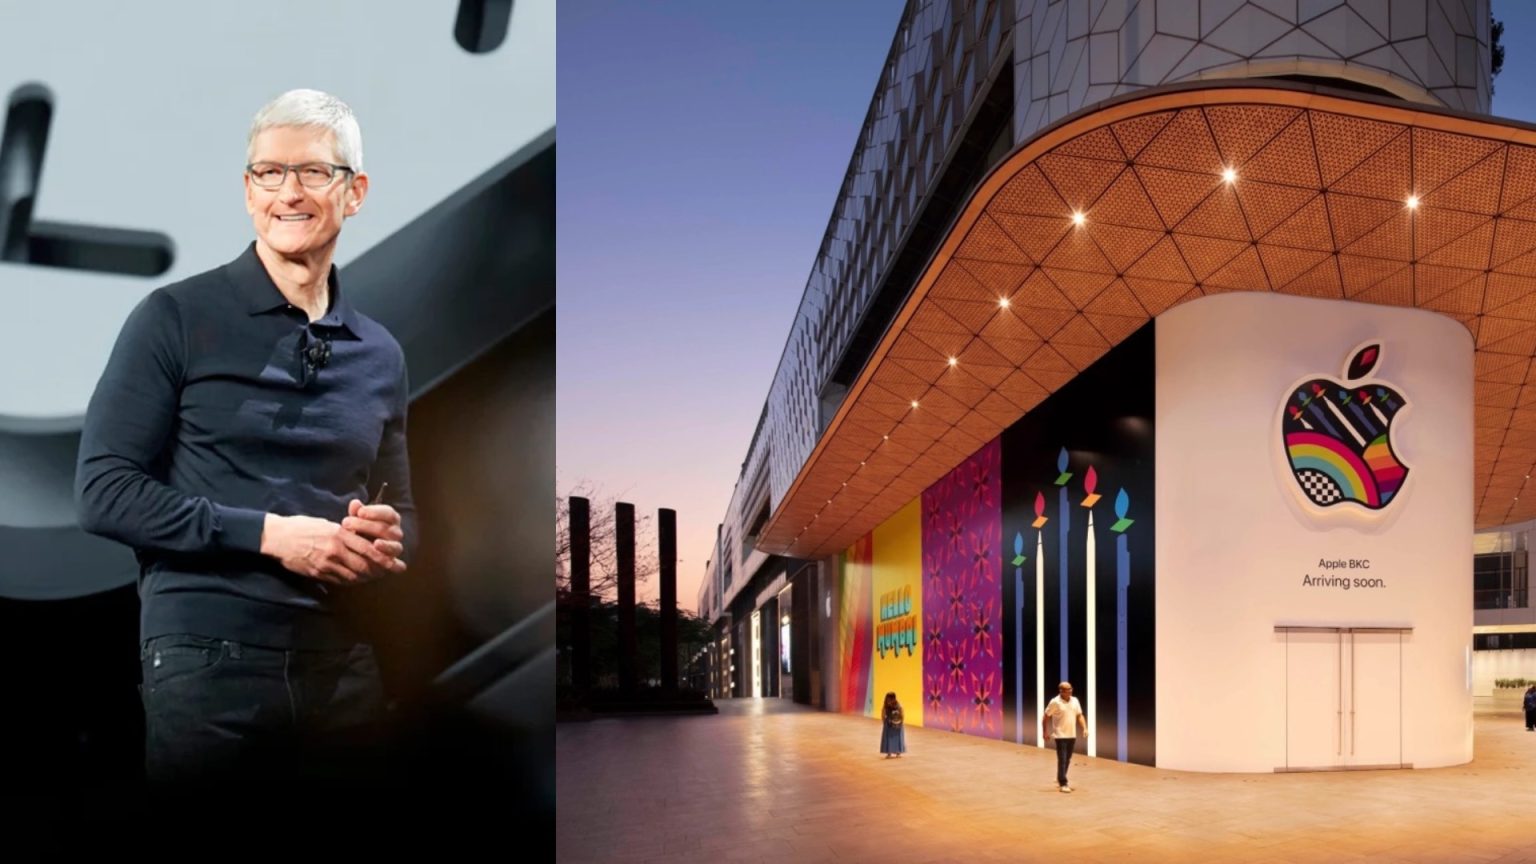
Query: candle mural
1082 465 1101 757
1033 491 1046 748
1111 487 1134 762
1055 447 1072 683
1013 529 1025 745
1001 322 1157 767
834 324 1155 765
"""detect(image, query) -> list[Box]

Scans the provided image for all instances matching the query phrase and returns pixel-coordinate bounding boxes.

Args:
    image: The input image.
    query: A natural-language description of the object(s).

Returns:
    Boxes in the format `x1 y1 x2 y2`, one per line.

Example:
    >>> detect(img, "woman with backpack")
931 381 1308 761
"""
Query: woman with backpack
880 691 906 758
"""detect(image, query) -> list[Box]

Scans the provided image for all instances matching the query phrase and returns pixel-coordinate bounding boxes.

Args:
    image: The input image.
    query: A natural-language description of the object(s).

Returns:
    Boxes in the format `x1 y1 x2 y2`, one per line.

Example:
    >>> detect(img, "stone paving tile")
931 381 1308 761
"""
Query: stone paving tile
559 698 1536 863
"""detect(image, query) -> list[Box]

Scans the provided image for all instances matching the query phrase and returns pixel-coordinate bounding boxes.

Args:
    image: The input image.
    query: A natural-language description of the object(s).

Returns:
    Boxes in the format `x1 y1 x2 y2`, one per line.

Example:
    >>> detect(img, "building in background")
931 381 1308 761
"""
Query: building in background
705 0 1535 772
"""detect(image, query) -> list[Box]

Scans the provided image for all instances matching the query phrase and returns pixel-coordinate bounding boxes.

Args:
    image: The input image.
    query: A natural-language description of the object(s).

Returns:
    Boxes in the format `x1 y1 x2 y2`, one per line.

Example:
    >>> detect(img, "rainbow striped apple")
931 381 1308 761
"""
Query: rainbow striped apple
1281 344 1409 510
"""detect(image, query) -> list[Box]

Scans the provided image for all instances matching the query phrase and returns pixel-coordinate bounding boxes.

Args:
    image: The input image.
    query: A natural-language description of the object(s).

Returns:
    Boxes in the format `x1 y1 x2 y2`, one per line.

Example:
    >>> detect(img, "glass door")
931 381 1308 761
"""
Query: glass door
1284 629 1343 770
1348 630 1404 768
1279 626 1407 771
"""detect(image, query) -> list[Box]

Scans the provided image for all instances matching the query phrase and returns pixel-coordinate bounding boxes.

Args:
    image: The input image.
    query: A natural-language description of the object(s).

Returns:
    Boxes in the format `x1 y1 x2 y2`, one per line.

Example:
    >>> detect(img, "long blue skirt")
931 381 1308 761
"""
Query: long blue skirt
880 722 906 754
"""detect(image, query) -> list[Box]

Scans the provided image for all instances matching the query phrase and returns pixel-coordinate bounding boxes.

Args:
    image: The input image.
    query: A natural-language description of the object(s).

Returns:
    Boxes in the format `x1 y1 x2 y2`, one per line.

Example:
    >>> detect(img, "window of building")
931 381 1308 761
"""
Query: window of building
1474 548 1529 610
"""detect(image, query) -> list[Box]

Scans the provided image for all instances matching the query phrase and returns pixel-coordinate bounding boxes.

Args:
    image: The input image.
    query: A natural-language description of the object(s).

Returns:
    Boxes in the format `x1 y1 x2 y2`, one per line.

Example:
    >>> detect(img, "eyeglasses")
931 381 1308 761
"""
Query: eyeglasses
247 161 354 189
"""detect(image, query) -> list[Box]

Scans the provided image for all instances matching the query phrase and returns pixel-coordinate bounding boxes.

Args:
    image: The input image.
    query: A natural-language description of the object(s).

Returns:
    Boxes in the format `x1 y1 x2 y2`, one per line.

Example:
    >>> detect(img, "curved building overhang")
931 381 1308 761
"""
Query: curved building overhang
761 83 1536 558
1187 58 1443 107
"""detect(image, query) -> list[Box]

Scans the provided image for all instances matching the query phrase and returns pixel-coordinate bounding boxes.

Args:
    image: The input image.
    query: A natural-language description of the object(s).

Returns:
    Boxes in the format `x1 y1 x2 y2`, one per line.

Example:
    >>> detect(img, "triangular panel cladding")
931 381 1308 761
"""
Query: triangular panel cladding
1235 182 1317 238
1499 145 1536 216
1088 223 1165 272
1423 150 1506 216
1204 245 1269 291
1037 152 1126 214
1089 171 1168 229
1329 131 1411 199
792 98 1536 551
1310 111 1403 187
1414 127 1503 198
1326 194 1402 250
1178 185 1250 241
1136 165 1223 228
1136 108 1223 172
1238 114 1323 188
1203 104 1303 168
1110 111 1177 160
992 163 1070 217
992 212 1075 262
956 213 1028 263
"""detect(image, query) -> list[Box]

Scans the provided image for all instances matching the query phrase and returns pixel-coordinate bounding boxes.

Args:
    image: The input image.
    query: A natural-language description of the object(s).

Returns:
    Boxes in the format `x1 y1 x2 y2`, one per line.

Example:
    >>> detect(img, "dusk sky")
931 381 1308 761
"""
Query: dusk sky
559 1 1536 613
557 0 904 610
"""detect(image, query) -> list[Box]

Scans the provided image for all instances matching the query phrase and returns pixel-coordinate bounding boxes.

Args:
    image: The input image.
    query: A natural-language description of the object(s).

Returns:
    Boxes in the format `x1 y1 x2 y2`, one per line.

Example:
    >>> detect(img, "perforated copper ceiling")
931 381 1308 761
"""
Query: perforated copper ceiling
759 86 1536 558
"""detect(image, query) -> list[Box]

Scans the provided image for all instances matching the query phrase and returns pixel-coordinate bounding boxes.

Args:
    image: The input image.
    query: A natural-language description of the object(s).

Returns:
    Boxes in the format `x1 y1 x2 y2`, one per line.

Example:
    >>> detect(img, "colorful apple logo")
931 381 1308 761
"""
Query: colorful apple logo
1281 343 1409 510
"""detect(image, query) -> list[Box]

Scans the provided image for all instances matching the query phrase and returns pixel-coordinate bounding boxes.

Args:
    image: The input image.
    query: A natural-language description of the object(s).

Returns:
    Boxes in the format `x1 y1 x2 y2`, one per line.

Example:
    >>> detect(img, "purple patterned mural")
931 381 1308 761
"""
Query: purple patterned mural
921 437 1003 738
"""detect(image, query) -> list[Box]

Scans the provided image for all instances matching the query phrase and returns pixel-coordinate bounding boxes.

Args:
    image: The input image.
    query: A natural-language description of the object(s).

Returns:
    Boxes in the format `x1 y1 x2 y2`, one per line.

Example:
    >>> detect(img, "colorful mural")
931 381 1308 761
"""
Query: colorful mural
1002 323 1157 766
870 500 924 727
831 325 1154 764
838 534 874 717
921 439 1002 738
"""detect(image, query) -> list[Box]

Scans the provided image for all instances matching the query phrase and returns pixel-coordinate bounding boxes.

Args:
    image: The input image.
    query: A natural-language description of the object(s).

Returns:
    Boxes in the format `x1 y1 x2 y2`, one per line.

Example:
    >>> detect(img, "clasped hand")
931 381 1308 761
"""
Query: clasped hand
262 501 406 585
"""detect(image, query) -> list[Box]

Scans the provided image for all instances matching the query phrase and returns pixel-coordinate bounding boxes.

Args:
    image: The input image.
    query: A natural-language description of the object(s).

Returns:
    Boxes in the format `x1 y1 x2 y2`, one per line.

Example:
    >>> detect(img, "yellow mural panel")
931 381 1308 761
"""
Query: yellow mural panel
869 498 923 727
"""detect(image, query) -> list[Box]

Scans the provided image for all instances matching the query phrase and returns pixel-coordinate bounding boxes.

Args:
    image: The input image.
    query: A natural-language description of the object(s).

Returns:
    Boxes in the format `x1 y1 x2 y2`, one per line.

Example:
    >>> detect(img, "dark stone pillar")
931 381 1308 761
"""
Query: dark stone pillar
734 619 748 697
616 502 637 692
792 564 811 705
659 508 678 691
762 596 778 698
569 496 591 693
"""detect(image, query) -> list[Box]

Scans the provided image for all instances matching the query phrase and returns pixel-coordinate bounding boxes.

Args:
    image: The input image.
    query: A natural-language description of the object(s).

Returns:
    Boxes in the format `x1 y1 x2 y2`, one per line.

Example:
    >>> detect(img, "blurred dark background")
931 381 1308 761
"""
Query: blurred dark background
0 115 553 858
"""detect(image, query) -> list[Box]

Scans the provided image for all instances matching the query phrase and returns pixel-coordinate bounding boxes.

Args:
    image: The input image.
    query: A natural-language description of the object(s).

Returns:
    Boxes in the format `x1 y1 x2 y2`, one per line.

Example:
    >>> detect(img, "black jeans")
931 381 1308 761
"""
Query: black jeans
1055 736 1076 786
140 634 385 802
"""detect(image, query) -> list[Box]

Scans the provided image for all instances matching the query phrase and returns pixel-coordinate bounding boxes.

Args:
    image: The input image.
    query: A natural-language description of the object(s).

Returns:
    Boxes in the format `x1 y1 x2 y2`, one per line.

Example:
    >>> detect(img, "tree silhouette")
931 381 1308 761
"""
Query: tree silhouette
555 480 657 601
1493 16 1505 95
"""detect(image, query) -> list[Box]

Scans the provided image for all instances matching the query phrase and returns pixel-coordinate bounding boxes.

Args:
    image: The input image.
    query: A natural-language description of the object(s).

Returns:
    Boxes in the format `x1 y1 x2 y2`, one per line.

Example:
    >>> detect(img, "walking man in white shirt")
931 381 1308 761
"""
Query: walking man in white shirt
1042 681 1087 792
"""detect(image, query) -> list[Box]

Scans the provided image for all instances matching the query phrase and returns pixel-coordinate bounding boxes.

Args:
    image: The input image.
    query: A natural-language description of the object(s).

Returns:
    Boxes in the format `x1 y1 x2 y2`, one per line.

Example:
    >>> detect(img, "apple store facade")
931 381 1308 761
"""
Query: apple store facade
702 0 1526 772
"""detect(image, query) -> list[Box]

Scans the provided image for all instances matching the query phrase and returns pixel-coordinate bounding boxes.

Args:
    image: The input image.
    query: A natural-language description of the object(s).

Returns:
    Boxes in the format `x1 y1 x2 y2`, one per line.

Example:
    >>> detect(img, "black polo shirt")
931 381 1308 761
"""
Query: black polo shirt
76 242 416 649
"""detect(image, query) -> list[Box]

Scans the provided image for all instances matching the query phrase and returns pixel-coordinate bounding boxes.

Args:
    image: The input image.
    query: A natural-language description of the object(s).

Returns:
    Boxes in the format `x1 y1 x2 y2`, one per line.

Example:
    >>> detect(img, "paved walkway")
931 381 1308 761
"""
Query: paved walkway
558 697 1536 863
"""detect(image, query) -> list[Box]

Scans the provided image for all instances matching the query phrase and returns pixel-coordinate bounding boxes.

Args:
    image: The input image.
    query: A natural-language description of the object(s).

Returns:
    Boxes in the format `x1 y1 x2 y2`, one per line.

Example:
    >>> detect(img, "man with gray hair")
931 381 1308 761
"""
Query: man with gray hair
76 88 415 802
1043 680 1087 793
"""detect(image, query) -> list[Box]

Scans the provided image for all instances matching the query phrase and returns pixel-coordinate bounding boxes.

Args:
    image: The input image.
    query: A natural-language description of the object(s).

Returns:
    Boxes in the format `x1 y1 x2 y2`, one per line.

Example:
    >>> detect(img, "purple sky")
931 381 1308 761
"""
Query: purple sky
558 1 1536 613
557 1 905 610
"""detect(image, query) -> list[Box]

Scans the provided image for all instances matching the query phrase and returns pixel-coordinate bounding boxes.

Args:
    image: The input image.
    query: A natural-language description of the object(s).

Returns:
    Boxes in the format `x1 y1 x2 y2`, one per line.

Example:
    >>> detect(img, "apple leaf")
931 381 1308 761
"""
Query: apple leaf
1347 344 1380 381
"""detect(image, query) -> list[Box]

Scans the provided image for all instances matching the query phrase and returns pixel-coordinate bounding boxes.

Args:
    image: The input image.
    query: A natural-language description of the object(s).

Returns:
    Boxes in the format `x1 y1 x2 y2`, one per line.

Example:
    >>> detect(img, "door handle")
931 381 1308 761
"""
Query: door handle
1350 631 1356 756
